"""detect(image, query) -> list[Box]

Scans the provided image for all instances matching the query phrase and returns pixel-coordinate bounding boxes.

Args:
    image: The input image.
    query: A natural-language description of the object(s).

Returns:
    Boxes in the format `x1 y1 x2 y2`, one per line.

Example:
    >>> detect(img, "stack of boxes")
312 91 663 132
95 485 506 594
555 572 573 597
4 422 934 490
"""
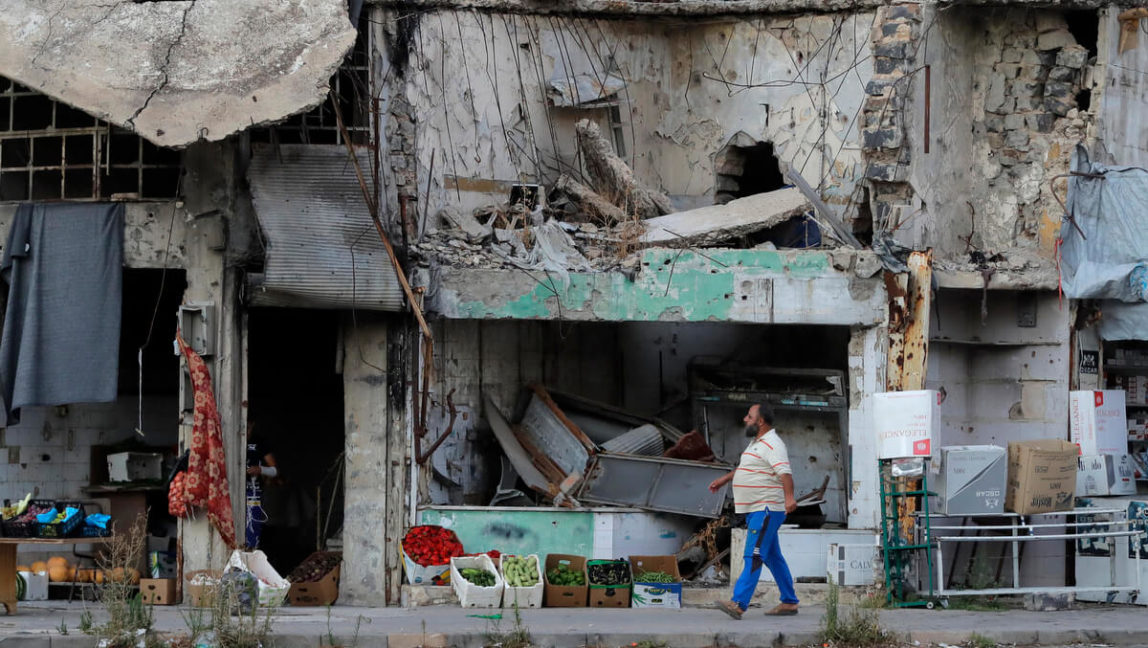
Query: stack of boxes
1070 390 1136 497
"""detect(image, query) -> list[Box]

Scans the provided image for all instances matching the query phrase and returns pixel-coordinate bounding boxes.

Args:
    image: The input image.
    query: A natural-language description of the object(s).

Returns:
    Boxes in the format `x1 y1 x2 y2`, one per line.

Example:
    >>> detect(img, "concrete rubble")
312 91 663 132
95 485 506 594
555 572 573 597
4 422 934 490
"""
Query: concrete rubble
637 187 812 248
575 119 674 220
0 0 357 147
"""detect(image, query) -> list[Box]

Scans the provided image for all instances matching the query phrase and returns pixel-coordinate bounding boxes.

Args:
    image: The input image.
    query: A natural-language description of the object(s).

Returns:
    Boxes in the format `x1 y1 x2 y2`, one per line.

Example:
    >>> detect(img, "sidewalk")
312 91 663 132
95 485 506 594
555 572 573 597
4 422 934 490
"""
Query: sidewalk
2 601 1148 647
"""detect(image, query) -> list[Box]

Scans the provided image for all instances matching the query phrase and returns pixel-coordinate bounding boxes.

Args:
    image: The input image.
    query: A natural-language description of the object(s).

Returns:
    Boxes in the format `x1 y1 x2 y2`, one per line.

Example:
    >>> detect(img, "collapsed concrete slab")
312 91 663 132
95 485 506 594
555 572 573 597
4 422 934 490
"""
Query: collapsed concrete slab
0 0 357 148
637 187 811 247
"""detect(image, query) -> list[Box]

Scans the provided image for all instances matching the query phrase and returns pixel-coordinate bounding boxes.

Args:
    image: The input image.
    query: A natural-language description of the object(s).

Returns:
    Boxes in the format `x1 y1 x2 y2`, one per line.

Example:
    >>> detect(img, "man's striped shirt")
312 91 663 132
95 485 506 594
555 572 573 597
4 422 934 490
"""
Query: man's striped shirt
731 430 791 514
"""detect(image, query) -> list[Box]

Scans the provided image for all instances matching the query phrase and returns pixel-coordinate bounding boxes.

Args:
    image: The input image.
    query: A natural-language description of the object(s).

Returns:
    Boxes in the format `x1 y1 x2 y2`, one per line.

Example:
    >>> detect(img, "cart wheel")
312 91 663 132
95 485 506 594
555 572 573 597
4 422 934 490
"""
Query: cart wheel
925 601 935 610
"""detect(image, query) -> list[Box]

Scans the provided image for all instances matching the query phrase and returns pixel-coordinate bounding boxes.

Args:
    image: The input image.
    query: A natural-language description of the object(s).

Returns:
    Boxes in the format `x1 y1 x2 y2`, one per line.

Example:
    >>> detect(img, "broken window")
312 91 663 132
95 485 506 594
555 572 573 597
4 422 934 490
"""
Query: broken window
249 13 373 146
713 137 785 205
0 77 183 202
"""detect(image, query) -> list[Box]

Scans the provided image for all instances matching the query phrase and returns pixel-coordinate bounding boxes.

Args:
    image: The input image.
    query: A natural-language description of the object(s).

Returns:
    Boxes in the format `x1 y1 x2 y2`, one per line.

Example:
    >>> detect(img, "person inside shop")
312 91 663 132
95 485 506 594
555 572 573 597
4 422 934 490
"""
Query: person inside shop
707 402 799 619
245 418 278 549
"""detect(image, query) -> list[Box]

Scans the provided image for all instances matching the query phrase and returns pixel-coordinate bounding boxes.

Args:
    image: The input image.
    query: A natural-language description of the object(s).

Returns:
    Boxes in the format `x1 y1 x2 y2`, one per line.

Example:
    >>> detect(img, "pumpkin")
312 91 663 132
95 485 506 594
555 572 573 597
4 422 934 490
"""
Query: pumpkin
93 570 105 585
75 569 93 583
47 556 68 570
16 565 29 572
48 565 69 582
30 561 48 574
127 568 141 585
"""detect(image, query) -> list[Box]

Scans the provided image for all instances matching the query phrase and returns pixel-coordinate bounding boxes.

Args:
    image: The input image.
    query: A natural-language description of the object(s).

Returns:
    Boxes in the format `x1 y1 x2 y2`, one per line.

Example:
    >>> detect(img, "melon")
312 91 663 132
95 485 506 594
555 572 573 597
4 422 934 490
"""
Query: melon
76 569 92 583
93 570 105 585
30 561 47 574
48 565 69 583
47 556 68 570
127 568 140 585
15 573 25 601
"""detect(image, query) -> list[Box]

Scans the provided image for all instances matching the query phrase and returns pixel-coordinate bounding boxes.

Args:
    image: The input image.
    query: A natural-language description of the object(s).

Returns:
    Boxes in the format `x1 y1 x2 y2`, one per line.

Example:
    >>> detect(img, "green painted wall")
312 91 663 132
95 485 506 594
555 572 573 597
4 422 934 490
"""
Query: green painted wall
448 248 844 321
419 508 595 557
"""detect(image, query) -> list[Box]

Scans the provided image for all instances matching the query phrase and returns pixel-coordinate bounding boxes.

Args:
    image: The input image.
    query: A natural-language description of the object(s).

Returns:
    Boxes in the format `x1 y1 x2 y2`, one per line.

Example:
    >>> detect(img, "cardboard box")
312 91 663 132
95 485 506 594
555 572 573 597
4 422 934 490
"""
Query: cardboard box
1070 391 1128 456
140 578 178 605
1077 454 1137 496
933 446 1007 516
827 544 878 586
184 570 221 607
628 555 681 609
874 390 940 459
1006 440 1078 514
288 563 340 606
107 452 163 482
587 560 631 608
543 554 587 608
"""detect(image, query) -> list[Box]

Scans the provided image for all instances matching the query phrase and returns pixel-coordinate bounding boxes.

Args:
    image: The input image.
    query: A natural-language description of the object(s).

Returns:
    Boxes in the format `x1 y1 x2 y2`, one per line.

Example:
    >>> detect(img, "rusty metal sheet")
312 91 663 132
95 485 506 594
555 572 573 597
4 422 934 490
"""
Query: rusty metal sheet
579 453 731 518
518 390 593 478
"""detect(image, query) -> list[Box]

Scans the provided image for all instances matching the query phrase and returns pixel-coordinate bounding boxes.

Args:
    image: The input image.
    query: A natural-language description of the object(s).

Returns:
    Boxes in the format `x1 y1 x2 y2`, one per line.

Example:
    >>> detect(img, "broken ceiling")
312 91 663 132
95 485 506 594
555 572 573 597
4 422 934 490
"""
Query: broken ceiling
0 0 357 148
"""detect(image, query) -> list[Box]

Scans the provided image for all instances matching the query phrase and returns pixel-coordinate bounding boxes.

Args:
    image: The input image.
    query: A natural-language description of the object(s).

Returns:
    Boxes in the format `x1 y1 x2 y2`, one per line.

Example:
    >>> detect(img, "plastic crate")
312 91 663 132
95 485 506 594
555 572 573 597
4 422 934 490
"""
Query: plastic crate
450 555 504 608
2 500 56 538
81 524 111 538
38 502 85 538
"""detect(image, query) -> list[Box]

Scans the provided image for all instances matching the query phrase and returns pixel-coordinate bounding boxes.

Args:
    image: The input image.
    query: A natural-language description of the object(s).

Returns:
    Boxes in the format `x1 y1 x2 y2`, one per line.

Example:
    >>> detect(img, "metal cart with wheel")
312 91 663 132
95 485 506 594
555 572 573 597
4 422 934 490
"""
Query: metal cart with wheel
878 458 937 608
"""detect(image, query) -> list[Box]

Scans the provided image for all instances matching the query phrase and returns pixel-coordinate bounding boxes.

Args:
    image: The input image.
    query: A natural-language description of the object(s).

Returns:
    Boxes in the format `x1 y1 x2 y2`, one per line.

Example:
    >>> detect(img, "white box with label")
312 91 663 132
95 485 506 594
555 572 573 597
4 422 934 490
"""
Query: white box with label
874 390 940 459
1077 454 1137 496
1070 390 1128 456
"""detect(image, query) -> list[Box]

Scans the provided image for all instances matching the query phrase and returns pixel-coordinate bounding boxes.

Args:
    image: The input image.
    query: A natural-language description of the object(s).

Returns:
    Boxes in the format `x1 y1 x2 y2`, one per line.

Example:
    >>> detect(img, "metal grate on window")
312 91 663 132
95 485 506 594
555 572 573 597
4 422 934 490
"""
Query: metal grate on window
249 13 373 146
0 76 183 202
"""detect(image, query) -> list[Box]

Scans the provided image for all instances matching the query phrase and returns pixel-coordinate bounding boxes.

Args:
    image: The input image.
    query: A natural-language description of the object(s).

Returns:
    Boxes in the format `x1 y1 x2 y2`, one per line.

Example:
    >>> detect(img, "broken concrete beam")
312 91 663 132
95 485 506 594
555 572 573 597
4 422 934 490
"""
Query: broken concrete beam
0 0 357 148
575 120 673 220
635 187 811 248
554 174 629 225
436 207 490 243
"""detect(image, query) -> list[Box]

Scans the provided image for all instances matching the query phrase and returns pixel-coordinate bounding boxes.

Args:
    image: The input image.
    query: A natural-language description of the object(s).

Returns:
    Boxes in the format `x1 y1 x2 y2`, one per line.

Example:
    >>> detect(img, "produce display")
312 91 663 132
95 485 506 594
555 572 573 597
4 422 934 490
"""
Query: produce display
6 503 52 526
502 555 539 587
403 525 464 566
2 494 32 519
587 561 631 586
546 564 585 586
14 573 25 601
634 570 676 583
459 567 496 587
463 550 501 560
287 552 341 583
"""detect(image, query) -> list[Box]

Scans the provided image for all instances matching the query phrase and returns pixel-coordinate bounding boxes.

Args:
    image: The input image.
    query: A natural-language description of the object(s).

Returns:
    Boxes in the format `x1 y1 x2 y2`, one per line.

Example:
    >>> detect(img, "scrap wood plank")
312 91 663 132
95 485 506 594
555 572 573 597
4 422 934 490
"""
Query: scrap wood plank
636 187 811 248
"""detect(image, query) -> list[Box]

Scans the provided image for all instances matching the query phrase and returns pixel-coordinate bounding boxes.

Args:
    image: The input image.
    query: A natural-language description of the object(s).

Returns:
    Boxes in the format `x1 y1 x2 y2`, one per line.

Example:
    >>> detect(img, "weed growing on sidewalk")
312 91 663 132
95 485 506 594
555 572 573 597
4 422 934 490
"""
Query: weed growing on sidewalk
82 513 158 648
322 605 366 648
819 578 890 647
57 619 68 635
484 604 532 648
967 633 996 648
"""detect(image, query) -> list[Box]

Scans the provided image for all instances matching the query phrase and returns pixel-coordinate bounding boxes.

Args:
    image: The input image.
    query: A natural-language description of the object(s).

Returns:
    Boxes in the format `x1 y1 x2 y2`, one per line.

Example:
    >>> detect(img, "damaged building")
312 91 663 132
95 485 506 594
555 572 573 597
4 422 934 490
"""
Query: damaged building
0 0 1145 609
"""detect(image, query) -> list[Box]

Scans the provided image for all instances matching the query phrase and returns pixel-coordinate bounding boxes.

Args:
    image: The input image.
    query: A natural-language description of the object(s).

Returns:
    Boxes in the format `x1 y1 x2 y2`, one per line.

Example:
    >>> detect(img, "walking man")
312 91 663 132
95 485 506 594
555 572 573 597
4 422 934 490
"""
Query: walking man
709 403 799 619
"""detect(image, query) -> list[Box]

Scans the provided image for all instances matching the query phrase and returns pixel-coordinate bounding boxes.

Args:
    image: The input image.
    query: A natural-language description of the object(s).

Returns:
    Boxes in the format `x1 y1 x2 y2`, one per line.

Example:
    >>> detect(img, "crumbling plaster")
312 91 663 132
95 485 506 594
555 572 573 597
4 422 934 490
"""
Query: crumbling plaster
0 0 357 148
382 10 872 224
1096 7 1148 166
899 7 1097 261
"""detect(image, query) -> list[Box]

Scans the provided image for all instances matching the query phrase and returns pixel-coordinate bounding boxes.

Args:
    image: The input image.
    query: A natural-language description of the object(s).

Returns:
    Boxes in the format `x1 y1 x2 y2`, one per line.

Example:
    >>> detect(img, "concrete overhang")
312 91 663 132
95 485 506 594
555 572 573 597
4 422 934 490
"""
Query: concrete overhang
0 0 358 148
418 248 888 326
369 0 1133 17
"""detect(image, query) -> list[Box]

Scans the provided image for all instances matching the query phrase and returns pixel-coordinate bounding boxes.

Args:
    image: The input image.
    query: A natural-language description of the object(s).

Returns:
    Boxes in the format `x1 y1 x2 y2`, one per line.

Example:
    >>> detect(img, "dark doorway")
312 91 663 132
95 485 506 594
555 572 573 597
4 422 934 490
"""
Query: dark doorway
247 308 345 575
734 143 786 198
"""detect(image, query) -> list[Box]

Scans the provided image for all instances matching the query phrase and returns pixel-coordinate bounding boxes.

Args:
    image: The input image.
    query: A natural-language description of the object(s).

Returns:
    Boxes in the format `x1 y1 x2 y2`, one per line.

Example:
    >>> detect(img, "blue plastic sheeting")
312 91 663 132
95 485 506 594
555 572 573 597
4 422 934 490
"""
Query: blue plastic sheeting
1062 147 1148 340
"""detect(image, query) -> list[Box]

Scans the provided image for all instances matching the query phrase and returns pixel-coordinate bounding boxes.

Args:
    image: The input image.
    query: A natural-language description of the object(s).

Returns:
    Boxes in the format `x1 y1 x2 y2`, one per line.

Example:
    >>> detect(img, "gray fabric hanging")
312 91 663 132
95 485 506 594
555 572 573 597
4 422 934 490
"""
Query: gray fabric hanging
0 203 124 425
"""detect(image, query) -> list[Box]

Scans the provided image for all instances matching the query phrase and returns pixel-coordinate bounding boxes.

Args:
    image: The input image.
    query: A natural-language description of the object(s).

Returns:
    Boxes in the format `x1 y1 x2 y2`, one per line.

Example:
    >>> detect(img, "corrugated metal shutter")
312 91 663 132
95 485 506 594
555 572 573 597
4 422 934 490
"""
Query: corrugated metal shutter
246 143 403 311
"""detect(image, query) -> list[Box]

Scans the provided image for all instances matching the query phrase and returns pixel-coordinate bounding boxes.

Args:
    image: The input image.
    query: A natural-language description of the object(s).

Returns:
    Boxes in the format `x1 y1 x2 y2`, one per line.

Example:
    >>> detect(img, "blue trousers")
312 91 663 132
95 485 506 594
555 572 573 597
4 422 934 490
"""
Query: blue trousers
731 509 798 610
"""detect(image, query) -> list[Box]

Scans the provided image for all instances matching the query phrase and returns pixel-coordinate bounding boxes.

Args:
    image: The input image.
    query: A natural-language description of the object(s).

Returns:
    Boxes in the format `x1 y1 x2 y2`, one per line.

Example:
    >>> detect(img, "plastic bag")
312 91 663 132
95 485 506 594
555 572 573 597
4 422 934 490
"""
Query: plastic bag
225 550 290 607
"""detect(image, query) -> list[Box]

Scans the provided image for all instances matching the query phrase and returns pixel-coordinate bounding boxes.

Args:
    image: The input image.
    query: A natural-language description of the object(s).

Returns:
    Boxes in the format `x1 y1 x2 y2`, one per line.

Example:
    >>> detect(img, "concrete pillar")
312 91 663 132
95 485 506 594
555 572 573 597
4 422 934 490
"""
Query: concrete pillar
848 325 888 530
340 317 391 605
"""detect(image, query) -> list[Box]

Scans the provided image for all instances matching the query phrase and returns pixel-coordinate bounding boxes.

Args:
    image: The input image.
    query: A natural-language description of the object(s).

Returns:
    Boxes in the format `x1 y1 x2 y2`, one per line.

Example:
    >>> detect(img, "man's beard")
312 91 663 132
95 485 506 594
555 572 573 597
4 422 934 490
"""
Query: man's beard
744 423 757 436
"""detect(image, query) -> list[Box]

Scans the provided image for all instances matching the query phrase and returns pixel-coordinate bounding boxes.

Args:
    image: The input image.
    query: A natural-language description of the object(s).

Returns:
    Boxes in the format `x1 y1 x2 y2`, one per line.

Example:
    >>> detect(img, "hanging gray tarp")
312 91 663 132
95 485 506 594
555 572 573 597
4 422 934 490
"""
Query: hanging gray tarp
1062 146 1148 302
0 203 123 425
1061 147 1148 339
246 144 403 311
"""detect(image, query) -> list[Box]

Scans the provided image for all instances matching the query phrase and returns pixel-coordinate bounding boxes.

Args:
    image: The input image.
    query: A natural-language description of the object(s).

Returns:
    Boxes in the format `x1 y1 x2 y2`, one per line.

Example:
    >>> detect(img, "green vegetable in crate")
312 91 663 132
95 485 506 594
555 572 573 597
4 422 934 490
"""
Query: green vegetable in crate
635 570 676 584
546 564 585 586
502 555 539 587
460 567 496 587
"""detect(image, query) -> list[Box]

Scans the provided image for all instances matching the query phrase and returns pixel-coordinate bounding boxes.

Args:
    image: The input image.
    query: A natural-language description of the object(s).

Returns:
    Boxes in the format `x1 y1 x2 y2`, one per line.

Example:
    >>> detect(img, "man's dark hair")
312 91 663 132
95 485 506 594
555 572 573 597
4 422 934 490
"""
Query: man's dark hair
755 402 775 426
